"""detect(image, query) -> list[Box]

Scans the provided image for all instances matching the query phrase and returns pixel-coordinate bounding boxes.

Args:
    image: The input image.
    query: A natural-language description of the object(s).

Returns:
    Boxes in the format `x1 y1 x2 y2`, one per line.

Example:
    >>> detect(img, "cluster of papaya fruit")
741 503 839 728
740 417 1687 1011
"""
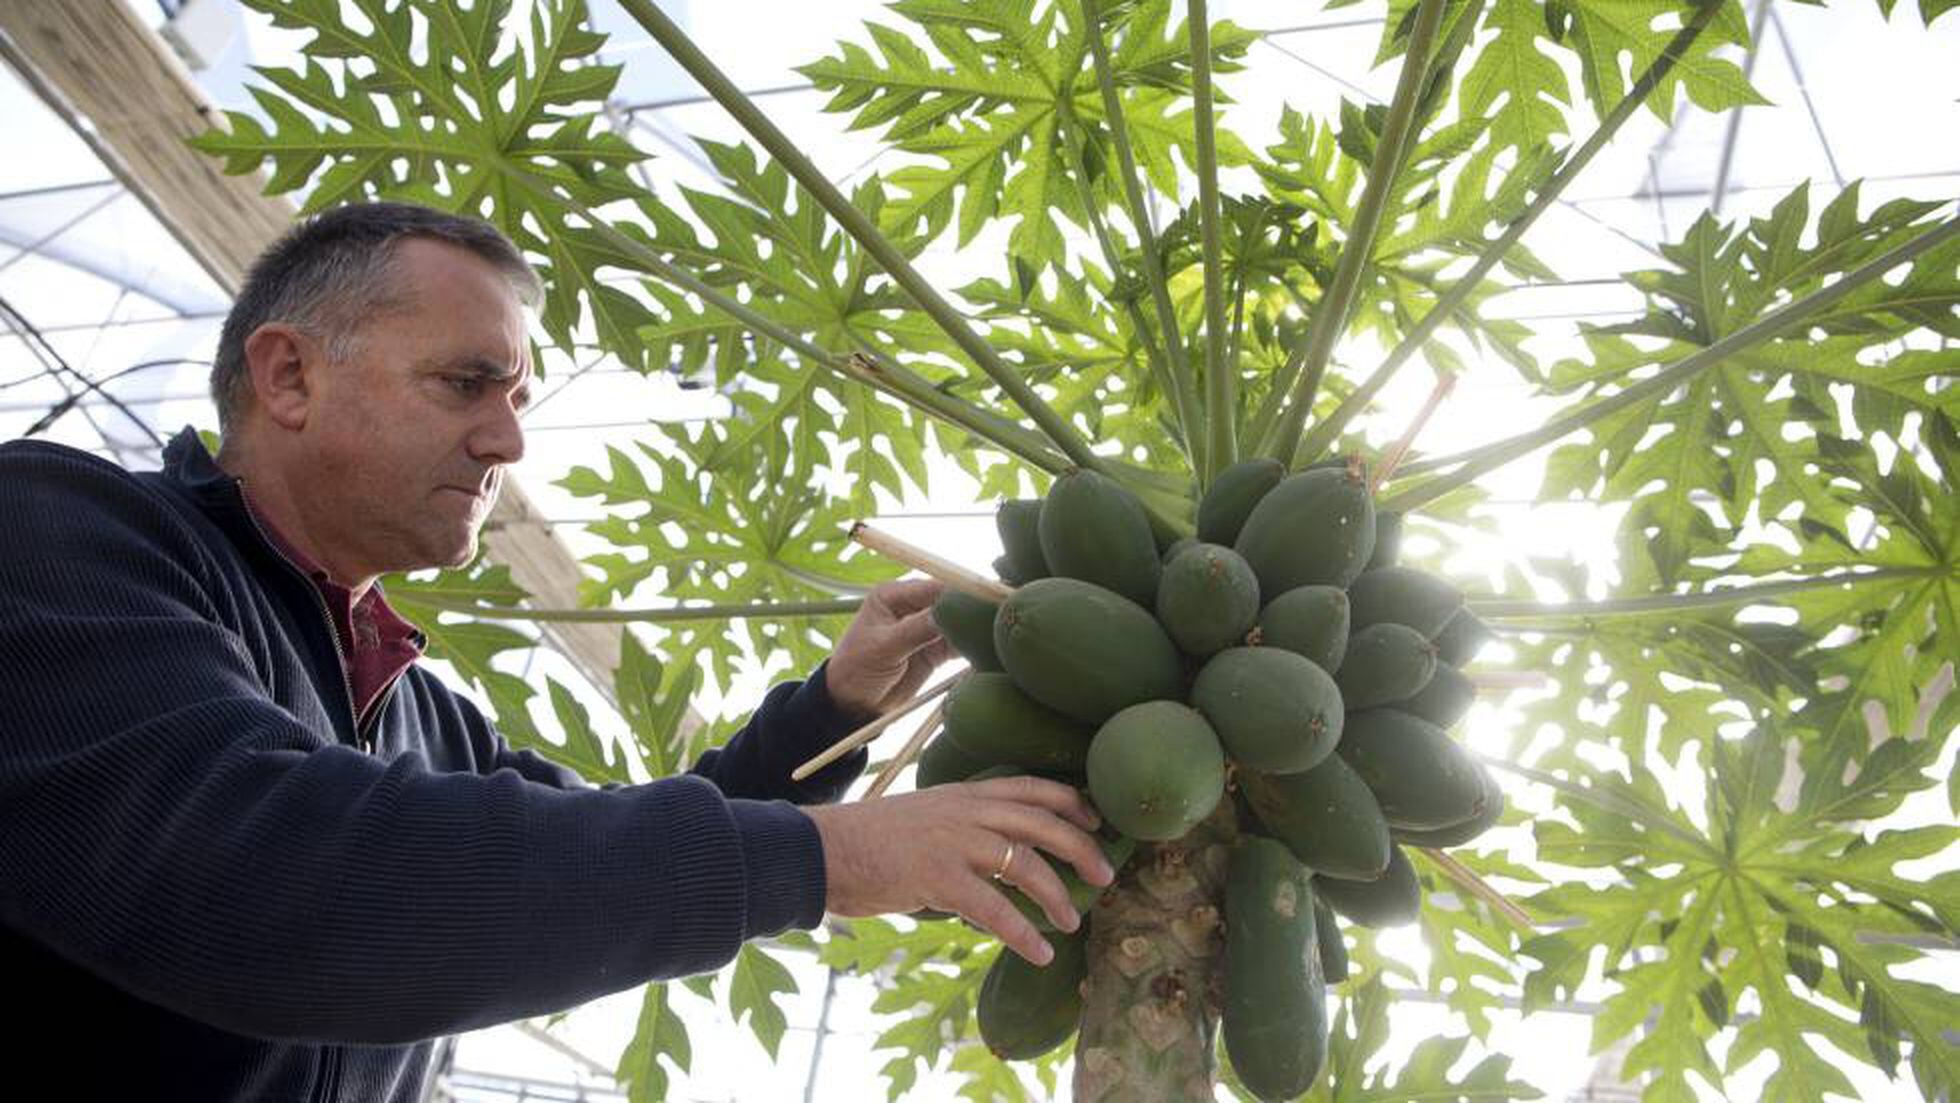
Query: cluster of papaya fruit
924 457 1503 1098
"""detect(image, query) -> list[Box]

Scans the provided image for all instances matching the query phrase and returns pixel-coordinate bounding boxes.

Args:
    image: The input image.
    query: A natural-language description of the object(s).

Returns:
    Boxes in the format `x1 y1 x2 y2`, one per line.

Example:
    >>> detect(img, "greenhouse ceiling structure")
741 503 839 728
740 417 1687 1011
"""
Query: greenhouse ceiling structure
0 0 1954 1101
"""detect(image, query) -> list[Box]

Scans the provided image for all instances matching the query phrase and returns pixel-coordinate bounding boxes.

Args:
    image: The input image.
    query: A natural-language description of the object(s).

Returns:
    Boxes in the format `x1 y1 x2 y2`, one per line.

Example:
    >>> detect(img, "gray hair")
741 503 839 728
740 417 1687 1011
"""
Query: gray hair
211 201 542 432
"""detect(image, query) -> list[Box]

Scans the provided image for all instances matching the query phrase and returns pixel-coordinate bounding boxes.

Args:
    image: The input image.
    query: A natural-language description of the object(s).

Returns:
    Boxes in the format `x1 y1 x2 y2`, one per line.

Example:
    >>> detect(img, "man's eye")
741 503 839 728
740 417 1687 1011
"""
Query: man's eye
447 376 484 397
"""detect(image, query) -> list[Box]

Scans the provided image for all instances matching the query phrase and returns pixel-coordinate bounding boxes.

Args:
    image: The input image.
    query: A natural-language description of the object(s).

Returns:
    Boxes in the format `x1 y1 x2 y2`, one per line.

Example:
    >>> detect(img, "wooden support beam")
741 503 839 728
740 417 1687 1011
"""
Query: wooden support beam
0 1 660 731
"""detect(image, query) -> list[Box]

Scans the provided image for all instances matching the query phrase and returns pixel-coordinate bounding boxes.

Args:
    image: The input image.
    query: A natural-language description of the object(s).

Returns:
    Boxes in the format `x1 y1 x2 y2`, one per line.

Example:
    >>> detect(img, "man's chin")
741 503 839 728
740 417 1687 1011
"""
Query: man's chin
411 530 480 573
442 531 481 569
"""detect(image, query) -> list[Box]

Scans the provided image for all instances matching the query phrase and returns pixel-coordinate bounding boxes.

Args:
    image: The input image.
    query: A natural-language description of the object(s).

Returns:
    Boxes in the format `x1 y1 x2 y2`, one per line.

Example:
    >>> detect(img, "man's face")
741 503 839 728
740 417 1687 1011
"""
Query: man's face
294 238 533 578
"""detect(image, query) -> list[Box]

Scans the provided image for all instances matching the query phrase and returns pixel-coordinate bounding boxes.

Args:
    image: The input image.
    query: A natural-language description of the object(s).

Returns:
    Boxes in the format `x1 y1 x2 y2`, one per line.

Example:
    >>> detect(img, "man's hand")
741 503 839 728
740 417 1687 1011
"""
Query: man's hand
803 776 1115 966
825 578 958 718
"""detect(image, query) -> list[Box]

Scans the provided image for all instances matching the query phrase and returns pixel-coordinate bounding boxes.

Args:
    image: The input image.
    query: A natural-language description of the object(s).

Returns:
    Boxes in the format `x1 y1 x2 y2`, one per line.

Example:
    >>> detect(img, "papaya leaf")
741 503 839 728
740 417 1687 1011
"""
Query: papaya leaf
798 0 1254 264
1516 726 1957 1102
1537 184 1960 586
813 917 995 1100
541 677 635 786
614 631 702 778
385 560 543 744
725 944 799 1061
191 0 655 370
555 439 901 692
1573 1 1763 112
1234 974 1542 1102
615 982 691 1103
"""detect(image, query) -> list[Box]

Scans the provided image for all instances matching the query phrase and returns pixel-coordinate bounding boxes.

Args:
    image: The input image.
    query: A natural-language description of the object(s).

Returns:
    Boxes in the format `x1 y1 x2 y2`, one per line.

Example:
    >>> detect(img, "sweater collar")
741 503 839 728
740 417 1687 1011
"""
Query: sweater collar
160 426 428 656
161 425 243 503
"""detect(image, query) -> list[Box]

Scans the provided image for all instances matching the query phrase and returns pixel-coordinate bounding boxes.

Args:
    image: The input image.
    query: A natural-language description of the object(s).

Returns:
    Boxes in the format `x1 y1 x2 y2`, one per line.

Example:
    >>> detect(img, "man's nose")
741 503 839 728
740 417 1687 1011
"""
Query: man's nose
471 392 526 468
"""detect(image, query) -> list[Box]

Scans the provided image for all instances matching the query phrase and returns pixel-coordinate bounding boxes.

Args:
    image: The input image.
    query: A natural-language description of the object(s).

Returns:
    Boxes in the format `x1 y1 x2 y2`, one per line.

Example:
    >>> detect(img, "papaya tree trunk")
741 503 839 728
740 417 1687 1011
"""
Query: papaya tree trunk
1074 803 1239 1102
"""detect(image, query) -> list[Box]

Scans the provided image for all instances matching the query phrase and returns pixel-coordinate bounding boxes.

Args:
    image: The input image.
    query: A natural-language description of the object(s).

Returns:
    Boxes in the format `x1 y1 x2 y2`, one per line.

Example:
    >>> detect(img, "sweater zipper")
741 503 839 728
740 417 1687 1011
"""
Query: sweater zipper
235 485 366 751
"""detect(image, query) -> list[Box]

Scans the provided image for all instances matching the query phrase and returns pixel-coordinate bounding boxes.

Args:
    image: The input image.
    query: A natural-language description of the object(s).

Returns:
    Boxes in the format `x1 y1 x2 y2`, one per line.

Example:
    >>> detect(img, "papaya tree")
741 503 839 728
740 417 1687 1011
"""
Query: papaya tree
192 0 1957 1099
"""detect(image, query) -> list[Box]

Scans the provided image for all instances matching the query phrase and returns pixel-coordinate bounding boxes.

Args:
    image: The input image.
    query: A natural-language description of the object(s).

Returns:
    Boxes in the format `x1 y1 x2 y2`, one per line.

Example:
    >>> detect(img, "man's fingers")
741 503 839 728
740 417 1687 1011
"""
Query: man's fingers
997 846 1080 933
919 636 958 669
869 578 945 619
967 774 1104 836
886 606 944 656
961 792 1115 889
942 877 1054 966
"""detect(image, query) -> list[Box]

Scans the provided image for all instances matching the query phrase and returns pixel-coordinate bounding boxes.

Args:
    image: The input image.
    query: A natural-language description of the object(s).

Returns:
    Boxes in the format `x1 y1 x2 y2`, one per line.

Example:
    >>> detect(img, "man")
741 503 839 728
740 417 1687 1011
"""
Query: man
0 202 1110 1100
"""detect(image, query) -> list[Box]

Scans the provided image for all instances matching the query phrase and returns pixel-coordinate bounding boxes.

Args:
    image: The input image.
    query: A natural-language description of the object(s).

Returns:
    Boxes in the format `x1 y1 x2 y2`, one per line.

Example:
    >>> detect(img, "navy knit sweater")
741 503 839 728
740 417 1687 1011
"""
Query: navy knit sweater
0 429 867 1101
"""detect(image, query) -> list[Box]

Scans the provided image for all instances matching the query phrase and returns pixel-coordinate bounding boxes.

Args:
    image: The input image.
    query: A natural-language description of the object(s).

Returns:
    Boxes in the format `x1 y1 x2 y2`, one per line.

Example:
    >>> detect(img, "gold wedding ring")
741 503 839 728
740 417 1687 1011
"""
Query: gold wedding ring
991 841 1017 881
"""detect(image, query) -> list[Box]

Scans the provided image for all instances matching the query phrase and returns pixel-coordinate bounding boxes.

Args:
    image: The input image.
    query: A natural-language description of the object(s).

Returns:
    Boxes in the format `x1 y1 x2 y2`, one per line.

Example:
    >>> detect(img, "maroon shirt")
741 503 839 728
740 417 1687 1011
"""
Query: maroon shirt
240 486 424 728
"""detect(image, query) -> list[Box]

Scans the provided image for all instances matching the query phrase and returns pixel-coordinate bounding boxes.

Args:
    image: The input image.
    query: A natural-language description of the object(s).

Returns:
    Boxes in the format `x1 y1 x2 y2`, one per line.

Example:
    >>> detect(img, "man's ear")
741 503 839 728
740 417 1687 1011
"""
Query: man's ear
241 324 317 432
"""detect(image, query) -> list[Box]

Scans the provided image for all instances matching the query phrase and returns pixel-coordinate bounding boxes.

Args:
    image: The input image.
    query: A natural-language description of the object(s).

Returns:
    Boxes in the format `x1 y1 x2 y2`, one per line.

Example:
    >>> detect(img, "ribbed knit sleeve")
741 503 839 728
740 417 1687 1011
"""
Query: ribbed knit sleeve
482 662 871 803
0 443 827 1045
688 662 874 804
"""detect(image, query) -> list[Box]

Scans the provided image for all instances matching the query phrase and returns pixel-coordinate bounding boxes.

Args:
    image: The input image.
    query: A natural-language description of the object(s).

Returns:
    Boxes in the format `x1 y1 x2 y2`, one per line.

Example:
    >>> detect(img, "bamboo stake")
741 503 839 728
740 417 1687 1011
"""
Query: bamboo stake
849 523 1015 602
1420 847 1535 934
1369 370 1457 496
792 671 961 782
864 699 949 799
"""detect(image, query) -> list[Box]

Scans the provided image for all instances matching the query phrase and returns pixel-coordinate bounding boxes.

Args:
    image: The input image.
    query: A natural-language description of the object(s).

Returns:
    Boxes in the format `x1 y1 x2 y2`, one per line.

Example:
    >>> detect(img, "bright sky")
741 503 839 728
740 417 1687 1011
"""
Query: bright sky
1 1 1955 1100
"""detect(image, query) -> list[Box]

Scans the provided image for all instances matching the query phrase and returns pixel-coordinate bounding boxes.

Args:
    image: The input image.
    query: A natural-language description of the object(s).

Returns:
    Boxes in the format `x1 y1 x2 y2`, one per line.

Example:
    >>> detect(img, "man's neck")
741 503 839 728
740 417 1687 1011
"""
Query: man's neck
218 446 377 600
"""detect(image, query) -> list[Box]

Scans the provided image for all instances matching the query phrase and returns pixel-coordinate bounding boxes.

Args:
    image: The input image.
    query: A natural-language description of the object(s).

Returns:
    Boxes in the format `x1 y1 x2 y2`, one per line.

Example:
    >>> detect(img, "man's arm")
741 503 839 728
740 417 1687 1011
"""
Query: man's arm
0 446 825 1045
682 579 956 801
464 579 1122 967
486 578 950 803
473 663 866 798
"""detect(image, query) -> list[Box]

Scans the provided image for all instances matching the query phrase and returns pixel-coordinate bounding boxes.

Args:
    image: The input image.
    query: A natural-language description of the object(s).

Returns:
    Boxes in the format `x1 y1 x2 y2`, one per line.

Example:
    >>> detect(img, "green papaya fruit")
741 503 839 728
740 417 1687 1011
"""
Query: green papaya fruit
976 923 1090 1060
1161 535 1199 563
1390 662 1475 729
1248 584 1349 673
1038 468 1162 607
1196 457 1285 545
1335 622 1438 710
1433 608 1493 667
1366 510 1403 570
1156 544 1261 658
1392 764 1505 848
1314 898 1349 983
1223 836 1329 1102
945 672 1096 775
994 578 1184 724
1009 833 1137 933
992 554 1019 584
1347 565 1463 637
915 731 995 788
1337 709 1485 830
932 589 1004 672
1233 466 1376 594
1239 754 1391 881
1190 646 1342 774
1315 845 1422 928
996 498 1049 584
1086 700 1225 840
